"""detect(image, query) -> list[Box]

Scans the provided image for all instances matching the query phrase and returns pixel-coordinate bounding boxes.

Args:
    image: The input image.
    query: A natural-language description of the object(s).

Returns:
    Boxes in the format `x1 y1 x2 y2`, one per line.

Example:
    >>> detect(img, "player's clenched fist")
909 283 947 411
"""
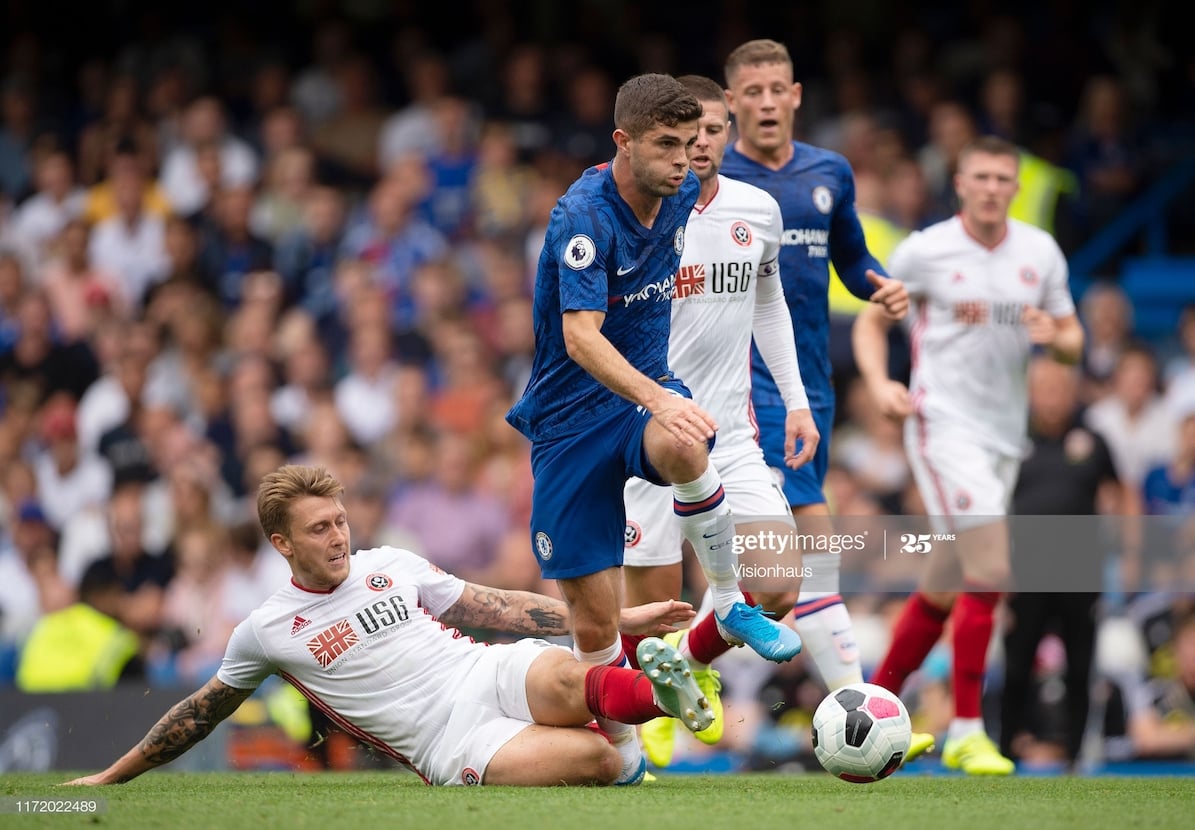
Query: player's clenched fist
867 378 913 421
1021 305 1058 345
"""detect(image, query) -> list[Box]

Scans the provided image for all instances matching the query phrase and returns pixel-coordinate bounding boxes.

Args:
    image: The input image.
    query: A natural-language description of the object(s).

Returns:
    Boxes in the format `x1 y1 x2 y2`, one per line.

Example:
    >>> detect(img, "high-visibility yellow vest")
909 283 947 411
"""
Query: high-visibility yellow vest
1009 151 1078 235
828 212 909 317
15 603 140 692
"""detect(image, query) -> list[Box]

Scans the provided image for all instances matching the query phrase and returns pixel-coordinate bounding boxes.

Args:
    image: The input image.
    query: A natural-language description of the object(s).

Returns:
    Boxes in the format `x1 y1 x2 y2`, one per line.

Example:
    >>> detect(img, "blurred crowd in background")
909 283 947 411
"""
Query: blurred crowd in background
0 0 1193 769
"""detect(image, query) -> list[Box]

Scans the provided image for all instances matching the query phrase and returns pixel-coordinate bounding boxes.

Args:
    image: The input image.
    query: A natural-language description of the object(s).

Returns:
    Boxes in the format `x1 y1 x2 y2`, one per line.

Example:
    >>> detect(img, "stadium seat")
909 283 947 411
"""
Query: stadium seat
1119 257 1195 342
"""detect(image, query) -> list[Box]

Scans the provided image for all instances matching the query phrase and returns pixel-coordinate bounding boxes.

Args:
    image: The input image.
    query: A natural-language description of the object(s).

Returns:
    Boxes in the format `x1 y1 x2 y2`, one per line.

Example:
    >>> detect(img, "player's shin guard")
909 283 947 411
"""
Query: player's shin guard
793 567 863 690
952 587 1000 720
673 465 742 618
870 592 951 694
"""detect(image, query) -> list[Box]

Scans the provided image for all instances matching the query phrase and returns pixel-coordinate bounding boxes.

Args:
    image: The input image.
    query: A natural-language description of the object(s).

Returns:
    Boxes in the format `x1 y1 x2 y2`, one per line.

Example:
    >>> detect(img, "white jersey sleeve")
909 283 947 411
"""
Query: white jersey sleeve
381 547 468 617
217 620 276 690
887 231 928 297
1039 238 1075 318
753 263 809 411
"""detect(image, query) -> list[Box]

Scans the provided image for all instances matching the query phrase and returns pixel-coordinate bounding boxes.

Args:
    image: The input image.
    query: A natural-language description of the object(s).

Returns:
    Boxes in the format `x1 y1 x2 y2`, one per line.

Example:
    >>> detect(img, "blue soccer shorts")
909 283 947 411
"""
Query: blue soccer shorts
527 380 693 580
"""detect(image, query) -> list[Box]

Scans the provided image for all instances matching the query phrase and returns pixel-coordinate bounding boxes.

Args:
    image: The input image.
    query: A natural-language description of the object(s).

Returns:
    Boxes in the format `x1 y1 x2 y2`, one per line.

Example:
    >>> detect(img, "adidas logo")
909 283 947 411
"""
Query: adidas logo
291 615 312 636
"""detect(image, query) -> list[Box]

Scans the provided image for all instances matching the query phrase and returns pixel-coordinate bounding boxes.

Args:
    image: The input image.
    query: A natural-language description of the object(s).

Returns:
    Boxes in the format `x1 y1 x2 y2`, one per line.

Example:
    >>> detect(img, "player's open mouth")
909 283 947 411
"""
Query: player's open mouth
330 552 347 563
759 119 779 129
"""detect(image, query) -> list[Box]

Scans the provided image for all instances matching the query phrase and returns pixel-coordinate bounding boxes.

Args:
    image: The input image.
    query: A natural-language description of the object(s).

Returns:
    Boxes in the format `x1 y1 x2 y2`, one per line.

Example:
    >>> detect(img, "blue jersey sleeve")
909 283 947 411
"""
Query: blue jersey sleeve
829 170 887 300
553 218 613 313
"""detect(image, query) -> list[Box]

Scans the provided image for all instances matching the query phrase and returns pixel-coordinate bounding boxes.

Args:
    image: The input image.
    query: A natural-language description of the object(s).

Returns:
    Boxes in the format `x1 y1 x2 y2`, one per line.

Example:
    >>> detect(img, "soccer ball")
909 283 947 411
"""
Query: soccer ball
811 682 912 783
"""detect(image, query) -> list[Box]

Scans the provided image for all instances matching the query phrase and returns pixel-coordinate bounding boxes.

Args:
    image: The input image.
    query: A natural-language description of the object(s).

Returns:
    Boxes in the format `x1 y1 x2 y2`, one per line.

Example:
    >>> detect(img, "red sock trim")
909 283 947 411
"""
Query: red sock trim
793 594 843 619
620 634 646 669
583 666 662 724
962 581 1001 608
687 612 733 665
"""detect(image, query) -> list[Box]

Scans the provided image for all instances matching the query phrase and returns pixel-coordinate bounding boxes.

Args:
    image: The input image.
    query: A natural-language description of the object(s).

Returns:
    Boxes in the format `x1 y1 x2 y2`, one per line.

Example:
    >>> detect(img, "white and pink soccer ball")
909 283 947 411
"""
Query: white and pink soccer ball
811 682 912 783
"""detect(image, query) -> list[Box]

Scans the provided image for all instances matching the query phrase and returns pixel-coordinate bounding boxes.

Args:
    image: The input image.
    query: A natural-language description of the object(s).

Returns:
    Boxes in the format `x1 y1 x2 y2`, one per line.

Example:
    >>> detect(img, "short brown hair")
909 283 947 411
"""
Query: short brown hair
724 39 792 85
257 464 344 539
613 73 702 139
676 74 727 108
957 135 1021 169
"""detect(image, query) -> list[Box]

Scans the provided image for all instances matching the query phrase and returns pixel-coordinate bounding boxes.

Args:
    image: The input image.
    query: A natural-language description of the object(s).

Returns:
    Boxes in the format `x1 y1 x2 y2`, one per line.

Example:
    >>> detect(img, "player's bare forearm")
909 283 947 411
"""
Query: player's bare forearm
443 583 571 635
63 678 253 785
562 310 670 411
851 304 893 385
1049 314 1084 364
443 584 696 636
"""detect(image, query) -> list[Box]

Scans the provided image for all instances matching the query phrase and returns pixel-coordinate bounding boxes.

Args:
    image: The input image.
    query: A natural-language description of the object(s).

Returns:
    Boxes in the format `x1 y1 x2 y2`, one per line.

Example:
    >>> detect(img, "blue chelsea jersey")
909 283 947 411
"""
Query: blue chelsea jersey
721 141 884 409
506 164 700 441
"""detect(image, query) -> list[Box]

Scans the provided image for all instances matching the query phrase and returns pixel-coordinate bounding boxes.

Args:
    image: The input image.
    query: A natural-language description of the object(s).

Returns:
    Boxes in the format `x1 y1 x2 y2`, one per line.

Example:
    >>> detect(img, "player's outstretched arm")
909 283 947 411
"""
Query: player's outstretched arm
853 303 912 421
61 677 254 785
439 583 695 637
865 271 909 320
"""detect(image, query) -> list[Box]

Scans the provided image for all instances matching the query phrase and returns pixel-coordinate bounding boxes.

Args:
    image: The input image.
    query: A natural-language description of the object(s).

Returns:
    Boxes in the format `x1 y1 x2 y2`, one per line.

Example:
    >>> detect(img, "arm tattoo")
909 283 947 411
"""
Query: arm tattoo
134 682 252 772
440 585 570 635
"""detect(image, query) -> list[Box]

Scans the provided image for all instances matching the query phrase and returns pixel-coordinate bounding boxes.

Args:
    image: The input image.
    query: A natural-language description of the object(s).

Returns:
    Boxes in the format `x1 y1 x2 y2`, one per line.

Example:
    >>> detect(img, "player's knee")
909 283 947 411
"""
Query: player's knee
590 740 623 785
753 590 799 614
571 619 620 654
920 590 956 611
651 440 709 484
554 664 589 716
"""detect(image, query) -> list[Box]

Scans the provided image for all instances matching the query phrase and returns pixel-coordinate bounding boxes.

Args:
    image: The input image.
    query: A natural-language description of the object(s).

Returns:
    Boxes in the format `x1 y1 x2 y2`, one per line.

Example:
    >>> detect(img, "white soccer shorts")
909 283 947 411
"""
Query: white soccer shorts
426 638 566 785
623 446 792 567
904 417 1021 534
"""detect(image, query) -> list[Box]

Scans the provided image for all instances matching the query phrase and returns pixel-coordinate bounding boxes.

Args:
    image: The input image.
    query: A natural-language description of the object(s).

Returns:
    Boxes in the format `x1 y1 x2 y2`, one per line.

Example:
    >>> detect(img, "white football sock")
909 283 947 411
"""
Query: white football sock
793 554 863 689
673 464 742 617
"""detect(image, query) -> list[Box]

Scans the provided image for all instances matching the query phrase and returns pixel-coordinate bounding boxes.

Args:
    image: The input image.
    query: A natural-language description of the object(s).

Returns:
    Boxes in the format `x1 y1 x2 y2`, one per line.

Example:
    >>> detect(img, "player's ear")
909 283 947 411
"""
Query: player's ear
271 532 293 558
724 87 737 114
612 128 631 156
792 82 803 109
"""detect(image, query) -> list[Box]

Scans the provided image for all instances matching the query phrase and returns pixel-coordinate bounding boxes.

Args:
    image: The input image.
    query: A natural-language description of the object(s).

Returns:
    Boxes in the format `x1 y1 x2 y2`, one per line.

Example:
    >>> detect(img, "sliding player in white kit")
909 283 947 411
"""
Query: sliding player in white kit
63 465 716 788
853 136 1084 775
622 75 819 767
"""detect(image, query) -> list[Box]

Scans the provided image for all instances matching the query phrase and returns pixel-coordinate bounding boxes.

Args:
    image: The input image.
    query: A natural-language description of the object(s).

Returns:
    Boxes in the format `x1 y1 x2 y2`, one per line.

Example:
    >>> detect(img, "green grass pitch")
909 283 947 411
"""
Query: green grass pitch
2 772 1192 829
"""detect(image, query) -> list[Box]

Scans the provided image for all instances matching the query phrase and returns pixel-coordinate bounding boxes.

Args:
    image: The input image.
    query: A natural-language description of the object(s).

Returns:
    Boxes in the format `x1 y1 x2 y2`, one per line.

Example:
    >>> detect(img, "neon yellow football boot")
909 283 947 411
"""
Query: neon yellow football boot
903 731 936 764
941 731 1015 775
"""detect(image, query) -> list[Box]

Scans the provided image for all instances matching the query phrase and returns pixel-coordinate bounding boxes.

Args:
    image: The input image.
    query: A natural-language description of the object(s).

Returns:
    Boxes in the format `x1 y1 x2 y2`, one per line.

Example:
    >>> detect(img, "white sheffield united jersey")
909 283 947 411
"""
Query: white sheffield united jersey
217 547 475 781
671 175 783 455
893 217 1075 455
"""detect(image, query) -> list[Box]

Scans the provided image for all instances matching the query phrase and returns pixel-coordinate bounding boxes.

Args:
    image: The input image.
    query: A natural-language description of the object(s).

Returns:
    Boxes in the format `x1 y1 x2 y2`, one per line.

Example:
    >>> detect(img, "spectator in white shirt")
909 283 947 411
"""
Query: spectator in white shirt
159 96 258 217
32 394 113 532
9 150 85 267
334 319 399 448
1086 344 1178 489
88 157 168 309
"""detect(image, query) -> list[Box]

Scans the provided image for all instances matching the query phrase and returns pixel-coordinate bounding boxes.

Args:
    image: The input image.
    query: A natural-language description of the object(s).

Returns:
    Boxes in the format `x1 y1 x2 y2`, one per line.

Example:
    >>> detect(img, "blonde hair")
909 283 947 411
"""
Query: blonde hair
724 39 792 85
957 135 1021 170
256 464 344 539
